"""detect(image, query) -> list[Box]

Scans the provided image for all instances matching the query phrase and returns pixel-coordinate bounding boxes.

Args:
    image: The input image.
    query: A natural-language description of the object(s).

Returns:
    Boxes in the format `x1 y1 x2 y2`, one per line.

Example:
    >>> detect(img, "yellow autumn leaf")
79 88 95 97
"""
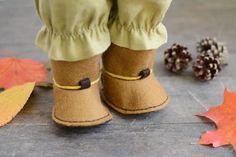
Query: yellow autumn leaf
0 82 35 127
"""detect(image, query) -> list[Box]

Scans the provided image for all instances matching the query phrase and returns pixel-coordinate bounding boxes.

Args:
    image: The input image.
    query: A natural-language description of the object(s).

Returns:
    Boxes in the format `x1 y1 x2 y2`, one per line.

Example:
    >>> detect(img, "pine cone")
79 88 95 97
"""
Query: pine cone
197 37 229 65
193 54 221 81
164 44 192 73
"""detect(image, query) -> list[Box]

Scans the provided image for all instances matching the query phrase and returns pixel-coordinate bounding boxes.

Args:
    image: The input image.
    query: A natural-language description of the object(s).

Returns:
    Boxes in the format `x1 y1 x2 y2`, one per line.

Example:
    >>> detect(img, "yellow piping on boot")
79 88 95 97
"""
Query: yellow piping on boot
53 77 100 90
102 68 153 81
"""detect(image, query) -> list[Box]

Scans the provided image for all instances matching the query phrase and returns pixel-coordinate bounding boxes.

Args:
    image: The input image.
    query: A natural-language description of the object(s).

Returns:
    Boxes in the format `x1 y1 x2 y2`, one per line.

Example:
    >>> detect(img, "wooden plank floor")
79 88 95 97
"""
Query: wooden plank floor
0 0 236 156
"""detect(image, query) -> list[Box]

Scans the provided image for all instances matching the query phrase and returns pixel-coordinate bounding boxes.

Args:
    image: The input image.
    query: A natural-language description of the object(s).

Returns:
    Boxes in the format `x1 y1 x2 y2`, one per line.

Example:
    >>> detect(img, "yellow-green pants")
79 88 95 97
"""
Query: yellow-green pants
35 0 172 61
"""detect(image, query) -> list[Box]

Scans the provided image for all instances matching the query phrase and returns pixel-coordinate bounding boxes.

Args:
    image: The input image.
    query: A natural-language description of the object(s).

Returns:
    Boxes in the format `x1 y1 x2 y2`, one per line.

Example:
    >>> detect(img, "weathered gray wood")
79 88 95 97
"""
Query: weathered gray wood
0 124 235 157
0 0 236 156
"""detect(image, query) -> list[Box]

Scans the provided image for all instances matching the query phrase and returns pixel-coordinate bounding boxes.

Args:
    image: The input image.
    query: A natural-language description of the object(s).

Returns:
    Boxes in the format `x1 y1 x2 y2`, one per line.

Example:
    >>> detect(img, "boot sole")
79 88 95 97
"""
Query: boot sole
101 92 170 115
52 110 112 127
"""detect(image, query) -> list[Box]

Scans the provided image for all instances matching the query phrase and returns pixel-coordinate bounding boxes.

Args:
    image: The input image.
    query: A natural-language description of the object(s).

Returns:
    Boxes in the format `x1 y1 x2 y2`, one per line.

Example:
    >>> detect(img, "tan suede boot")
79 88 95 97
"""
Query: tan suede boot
102 44 170 114
51 55 112 127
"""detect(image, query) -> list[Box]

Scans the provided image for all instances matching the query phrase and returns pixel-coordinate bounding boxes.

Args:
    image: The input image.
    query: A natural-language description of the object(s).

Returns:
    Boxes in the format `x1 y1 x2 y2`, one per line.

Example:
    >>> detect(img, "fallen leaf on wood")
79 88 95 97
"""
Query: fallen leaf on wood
197 88 236 150
0 57 48 89
0 82 35 127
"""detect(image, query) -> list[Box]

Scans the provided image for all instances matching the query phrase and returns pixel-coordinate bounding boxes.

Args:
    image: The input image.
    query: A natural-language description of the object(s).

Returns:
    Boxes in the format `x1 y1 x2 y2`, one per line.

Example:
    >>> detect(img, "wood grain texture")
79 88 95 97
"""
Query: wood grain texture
0 0 236 156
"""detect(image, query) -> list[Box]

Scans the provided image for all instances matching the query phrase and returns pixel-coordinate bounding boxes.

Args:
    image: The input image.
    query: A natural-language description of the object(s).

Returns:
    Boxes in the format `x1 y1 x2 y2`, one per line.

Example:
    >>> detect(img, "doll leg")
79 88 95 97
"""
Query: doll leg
35 0 112 126
102 0 172 114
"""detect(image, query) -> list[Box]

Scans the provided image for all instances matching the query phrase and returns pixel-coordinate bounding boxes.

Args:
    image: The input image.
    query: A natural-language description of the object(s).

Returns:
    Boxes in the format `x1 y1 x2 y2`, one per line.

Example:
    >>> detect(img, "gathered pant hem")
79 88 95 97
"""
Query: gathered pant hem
109 19 168 51
35 25 111 61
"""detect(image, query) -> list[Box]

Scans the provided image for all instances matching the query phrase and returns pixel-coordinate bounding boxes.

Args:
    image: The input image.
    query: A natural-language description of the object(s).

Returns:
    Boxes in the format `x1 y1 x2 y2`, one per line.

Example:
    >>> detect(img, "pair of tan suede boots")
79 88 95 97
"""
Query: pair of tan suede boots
51 44 170 127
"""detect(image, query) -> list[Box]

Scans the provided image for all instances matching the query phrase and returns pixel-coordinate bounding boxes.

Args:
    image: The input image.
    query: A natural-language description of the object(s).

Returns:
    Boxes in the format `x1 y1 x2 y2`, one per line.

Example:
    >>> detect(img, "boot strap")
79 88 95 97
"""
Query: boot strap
53 77 100 90
103 68 153 81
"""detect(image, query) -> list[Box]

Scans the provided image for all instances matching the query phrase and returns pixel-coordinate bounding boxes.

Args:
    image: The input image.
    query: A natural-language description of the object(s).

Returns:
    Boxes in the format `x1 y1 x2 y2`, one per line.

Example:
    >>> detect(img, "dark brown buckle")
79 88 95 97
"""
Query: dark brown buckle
139 68 151 79
79 78 91 89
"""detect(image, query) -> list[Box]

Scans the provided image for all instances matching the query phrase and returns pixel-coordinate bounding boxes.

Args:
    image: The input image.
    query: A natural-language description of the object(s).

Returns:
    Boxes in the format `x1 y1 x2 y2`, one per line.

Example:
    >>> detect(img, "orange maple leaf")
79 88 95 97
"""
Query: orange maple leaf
0 57 48 89
197 88 236 150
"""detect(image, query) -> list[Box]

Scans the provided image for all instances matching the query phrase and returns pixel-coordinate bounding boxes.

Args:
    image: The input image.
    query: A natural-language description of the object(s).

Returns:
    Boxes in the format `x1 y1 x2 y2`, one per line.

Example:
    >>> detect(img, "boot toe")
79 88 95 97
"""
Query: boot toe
102 74 169 114
52 84 112 127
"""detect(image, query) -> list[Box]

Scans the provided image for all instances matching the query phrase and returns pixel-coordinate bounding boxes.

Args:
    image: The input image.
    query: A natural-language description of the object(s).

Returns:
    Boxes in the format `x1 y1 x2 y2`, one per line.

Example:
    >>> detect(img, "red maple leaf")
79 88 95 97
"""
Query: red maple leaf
0 57 48 89
197 88 236 150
